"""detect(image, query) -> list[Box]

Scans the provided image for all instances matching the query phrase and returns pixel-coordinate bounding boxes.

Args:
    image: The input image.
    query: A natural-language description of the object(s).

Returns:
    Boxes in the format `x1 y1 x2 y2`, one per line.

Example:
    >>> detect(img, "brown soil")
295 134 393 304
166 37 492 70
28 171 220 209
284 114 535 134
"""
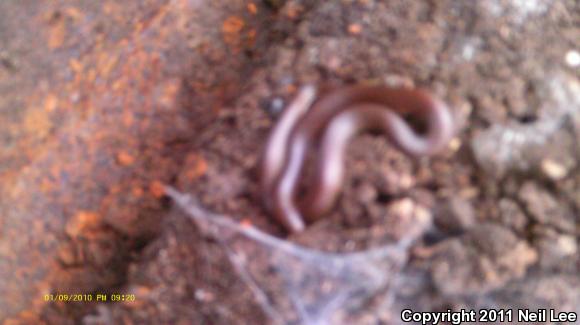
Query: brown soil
0 0 578 324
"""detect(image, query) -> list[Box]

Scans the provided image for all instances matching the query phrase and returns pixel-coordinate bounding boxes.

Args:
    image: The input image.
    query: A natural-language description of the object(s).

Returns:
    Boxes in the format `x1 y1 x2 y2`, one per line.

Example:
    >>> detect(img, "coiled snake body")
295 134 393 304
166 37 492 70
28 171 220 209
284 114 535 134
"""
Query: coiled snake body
260 85 454 232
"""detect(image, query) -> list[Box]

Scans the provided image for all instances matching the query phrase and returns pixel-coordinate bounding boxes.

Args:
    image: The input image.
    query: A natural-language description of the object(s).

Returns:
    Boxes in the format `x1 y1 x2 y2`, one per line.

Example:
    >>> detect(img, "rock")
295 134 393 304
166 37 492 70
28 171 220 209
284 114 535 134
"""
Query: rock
534 227 578 270
540 158 568 180
434 197 476 234
498 198 528 233
490 275 580 314
519 181 576 233
432 224 537 295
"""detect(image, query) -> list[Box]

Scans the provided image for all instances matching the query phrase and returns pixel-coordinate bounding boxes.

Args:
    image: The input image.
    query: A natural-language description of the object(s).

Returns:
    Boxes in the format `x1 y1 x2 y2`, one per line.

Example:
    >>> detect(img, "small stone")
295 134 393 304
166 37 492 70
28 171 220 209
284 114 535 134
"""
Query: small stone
327 56 341 70
398 173 414 190
65 211 101 238
390 198 414 216
116 151 135 166
57 244 78 265
461 42 476 61
541 159 568 180
556 235 577 256
194 288 215 302
535 229 578 268
382 199 432 241
458 187 479 199
383 74 414 88
499 199 527 232
149 180 166 198
448 137 462 152
355 182 377 203
434 197 476 234
348 23 362 35
519 182 575 232
565 50 580 67
414 205 431 224
267 97 285 116
432 224 537 295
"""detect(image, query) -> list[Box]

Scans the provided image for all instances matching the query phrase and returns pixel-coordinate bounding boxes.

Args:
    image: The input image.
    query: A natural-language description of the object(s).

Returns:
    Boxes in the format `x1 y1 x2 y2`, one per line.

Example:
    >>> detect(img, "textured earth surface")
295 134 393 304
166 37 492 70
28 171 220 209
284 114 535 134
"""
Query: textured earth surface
0 0 578 324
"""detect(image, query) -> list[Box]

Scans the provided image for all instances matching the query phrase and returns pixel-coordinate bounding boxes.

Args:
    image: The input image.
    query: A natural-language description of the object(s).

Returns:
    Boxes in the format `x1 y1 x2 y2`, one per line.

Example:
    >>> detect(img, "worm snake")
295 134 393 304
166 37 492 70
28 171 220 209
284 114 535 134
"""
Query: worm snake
261 84 454 232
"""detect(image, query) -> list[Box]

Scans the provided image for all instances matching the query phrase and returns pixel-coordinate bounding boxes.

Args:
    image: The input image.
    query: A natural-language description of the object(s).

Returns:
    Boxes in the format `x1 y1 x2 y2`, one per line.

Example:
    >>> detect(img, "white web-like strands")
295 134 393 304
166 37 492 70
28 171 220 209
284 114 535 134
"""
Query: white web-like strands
471 74 580 177
165 187 426 325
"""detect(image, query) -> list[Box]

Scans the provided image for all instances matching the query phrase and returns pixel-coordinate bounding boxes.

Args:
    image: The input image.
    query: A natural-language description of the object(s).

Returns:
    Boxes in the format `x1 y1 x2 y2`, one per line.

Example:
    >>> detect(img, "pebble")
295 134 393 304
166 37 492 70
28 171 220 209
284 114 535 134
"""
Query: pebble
556 235 577 256
434 197 476 234
265 97 285 117
565 50 580 67
448 137 462 152
194 288 215 302
348 23 362 35
540 158 568 180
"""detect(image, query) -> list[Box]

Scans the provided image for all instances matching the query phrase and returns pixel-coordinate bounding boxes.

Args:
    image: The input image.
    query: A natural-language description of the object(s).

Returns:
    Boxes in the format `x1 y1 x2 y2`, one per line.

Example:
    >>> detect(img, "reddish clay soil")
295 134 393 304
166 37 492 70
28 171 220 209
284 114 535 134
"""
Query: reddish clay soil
0 0 578 324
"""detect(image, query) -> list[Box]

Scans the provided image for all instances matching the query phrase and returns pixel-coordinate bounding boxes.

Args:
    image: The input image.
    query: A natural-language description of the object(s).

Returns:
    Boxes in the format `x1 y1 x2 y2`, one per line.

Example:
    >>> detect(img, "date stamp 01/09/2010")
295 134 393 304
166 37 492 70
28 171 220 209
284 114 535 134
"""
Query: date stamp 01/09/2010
401 308 578 324
43 293 136 303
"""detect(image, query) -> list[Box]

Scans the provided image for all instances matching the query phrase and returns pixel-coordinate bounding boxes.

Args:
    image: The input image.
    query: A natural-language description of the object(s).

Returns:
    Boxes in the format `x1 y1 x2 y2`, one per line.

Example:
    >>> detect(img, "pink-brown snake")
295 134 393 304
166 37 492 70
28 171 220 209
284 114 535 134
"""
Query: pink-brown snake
260 84 454 232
